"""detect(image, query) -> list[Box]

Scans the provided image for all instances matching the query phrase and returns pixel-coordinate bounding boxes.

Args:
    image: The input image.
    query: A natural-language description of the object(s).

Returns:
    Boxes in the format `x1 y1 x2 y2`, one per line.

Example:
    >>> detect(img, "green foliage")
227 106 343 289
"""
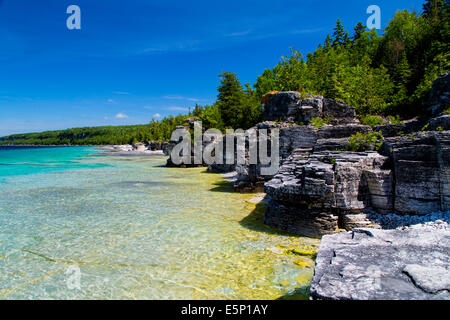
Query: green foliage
360 115 385 127
194 104 224 130
217 72 261 129
309 117 330 128
444 107 450 115
388 115 402 124
254 1 449 118
4 1 447 146
333 19 350 47
346 132 385 152
421 123 430 131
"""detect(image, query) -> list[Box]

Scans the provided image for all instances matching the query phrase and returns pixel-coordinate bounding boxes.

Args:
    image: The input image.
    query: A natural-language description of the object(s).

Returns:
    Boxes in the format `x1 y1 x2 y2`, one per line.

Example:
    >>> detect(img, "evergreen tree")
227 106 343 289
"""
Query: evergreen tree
324 34 332 51
216 72 245 128
353 22 366 42
332 19 350 47
423 0 448 20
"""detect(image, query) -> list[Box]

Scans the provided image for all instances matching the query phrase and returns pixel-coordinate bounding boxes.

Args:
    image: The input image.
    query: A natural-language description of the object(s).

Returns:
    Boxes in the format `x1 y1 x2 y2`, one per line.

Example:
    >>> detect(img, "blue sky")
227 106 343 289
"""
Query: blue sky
0 0 425 136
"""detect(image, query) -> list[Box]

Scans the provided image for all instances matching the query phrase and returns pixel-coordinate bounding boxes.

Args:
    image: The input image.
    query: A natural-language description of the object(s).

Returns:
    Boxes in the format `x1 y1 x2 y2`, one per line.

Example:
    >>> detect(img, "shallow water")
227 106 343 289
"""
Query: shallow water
0 147 318 300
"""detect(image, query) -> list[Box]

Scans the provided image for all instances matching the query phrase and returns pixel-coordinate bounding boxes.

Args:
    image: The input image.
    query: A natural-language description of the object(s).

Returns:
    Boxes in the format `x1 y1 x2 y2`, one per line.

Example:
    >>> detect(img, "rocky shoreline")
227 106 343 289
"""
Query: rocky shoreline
163 72 450 300
84 73 449 300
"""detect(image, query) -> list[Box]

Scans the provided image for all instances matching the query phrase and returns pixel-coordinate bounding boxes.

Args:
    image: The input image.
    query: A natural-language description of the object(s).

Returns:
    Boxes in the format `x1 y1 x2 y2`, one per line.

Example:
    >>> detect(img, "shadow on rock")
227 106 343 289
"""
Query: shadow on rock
277 285 311 300
239 202 304 237
209 180 235 193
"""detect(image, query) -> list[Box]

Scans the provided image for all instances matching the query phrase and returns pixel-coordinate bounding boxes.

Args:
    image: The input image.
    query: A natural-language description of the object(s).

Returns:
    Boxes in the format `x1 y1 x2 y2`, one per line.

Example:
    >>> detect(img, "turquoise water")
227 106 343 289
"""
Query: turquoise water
0 146 106 178
0 146 318 300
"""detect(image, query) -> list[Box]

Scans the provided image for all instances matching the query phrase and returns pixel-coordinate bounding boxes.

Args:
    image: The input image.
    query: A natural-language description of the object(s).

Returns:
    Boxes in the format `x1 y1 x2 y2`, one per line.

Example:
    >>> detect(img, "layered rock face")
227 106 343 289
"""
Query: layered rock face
381 131 450 214
234 122 319 192
235 93 367 192
264 131 450 237
247 87 449 237
262 92 357 125
311 227 450 300
264 151 391 237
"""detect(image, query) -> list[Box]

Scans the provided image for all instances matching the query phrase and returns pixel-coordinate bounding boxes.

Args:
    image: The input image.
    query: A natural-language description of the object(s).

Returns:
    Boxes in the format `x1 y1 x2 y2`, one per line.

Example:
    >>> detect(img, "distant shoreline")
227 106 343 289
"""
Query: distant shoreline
0 144 103 147
0 145 166 157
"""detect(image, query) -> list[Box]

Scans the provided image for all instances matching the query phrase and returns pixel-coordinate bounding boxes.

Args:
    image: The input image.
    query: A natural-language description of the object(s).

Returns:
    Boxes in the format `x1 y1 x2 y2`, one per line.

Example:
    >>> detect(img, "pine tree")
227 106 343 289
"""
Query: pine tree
423 0 448 20
333 19 350 47
353 22 366 42
216 72 244 128
324 34 332 51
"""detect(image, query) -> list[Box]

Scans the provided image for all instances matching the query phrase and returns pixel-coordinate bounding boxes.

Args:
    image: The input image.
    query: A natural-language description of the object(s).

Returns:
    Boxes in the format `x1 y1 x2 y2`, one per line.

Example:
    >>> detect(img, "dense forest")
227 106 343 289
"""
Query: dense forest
1 0 448 146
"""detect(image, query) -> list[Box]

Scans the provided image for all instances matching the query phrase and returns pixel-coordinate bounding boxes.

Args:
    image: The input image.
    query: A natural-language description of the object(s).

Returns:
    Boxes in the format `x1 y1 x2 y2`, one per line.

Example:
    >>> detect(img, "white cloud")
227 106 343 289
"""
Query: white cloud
163 95 200 102
115 113 128 119
104 116 109 120
113 91 130 95
153 113 161 118
107 99 117 104
291 28 324 34
225 30 252 37
167 106 189 112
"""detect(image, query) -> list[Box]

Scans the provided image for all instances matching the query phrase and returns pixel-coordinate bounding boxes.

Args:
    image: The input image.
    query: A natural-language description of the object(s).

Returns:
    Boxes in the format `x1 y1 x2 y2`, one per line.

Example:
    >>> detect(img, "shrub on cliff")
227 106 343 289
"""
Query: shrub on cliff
346 132 385 152
360 115 385 127
310 117 331 128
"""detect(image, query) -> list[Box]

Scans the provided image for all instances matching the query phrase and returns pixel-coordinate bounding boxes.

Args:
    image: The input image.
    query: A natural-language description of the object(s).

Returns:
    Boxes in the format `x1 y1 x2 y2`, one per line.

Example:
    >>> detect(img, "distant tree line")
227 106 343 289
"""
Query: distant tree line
1 0 447 145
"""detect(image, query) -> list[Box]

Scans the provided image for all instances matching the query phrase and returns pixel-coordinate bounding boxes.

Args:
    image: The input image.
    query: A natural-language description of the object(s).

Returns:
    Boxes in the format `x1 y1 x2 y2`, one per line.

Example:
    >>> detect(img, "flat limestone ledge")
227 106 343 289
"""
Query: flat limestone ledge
310 227 450 300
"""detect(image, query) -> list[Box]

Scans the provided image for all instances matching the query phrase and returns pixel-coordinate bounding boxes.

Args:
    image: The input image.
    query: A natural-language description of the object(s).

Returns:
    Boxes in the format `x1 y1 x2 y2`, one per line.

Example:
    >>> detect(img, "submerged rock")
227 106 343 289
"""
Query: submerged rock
310 227 450 300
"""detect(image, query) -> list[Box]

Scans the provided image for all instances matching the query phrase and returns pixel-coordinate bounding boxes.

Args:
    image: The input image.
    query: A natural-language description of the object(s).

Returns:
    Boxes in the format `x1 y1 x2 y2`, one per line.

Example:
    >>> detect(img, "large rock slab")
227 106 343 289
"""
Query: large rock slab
311 227 450 300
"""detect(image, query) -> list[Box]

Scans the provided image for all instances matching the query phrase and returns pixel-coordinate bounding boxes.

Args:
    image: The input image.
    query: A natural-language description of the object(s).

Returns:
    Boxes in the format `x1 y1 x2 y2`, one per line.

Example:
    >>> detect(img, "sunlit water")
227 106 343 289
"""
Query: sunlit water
0 146 318 300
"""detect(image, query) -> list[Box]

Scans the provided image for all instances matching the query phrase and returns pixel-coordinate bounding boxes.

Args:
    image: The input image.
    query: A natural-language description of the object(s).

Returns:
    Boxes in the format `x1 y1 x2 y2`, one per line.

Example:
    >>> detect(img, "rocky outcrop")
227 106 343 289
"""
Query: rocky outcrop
264 151 390 237
262 92 357 125
166 126 206 168
234 123 284 192
374 118 427 137
262 91 302 121
132 142 146 152
263 131 449 236
311 227 450 300
147 141 168 151
381 131 450 214
427 72 450 117
322 98 357 125
428 115 450 131
207 134 237 173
